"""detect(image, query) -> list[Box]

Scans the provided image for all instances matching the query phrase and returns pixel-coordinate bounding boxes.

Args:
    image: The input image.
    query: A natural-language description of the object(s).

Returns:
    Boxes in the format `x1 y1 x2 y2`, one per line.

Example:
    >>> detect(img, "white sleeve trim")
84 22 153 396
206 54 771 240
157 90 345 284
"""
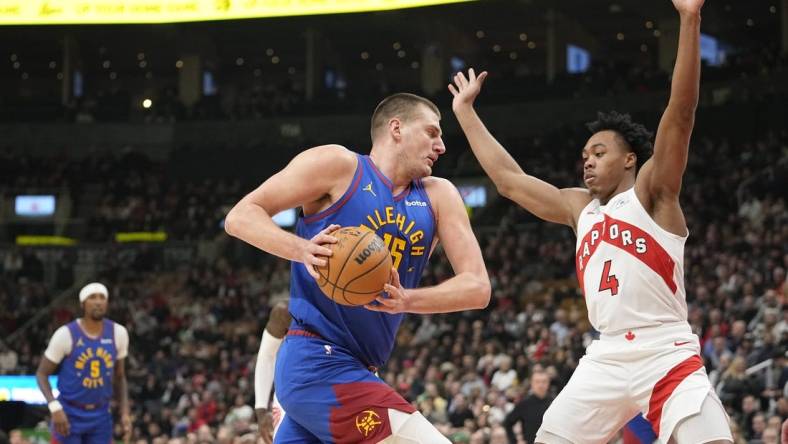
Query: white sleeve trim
255 329 283 409
43 326 73 364
114 324 129 360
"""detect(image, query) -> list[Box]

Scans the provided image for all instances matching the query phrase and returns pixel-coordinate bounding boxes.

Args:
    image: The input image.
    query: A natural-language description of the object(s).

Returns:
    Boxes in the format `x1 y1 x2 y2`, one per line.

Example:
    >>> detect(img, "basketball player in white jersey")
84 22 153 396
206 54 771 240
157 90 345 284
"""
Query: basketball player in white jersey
449 0 732 442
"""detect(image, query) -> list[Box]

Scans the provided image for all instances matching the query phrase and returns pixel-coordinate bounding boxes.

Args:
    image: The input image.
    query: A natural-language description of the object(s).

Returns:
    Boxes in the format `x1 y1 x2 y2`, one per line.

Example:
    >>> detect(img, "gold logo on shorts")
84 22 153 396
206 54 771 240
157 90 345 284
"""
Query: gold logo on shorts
355 410 382 437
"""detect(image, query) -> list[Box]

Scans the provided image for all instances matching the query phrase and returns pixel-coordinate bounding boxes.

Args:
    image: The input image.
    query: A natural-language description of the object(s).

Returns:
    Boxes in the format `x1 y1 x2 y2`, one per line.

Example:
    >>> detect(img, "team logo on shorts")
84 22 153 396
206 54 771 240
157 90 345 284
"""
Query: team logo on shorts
355 410 383 437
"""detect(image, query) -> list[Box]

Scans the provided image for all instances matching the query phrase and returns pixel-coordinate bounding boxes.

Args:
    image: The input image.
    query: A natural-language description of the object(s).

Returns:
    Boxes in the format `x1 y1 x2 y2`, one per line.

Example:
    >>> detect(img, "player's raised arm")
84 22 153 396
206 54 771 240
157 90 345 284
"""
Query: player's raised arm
636 0 703 207
450 69 590 229
224 145 356 277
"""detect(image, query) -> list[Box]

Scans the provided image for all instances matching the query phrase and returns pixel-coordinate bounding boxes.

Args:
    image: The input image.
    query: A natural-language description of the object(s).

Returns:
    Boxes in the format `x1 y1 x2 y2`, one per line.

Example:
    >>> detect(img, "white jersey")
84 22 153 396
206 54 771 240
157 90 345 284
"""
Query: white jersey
575 187 687 334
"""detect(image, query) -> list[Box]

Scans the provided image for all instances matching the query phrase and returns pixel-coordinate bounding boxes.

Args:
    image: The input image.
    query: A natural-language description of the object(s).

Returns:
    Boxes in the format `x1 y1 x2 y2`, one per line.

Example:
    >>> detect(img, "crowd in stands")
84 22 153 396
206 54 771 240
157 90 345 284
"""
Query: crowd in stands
1 109 785 443
3 42 786 124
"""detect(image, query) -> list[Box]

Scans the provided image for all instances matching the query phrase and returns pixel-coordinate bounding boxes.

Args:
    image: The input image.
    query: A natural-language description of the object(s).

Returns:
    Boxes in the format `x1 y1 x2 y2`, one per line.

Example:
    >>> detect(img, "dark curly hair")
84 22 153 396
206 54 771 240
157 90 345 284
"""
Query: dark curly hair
586 111 653 171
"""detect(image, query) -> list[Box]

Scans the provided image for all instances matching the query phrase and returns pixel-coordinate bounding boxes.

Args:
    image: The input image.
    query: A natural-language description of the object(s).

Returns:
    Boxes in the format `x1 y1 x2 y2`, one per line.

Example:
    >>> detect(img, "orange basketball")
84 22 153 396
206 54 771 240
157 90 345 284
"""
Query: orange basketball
314 226 392 306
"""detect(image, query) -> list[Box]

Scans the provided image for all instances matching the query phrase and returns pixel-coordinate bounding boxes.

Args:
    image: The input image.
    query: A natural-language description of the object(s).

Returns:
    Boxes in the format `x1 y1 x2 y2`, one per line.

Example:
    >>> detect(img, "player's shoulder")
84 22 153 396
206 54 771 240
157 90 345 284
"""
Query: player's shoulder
110 320 129 335
302 144 356 164
297 144 357 175
419 176 457 194
51 324 71 339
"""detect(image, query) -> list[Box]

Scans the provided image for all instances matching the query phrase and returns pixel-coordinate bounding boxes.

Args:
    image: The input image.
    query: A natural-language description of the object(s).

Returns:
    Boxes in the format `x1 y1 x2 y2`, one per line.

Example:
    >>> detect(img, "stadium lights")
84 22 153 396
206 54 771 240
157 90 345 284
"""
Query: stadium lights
142 98 152 109
0 0 474 24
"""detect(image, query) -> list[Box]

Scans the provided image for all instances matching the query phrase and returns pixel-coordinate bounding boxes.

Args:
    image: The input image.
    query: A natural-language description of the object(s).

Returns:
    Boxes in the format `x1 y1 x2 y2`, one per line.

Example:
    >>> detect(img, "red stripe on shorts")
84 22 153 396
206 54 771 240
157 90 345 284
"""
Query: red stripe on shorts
646 354 703 436
330 382 416 443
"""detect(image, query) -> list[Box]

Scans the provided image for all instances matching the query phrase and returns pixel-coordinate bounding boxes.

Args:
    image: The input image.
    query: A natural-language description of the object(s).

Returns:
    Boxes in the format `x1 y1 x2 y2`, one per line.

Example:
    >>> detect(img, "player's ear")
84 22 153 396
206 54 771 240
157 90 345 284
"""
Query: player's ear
625 151 637 170
389 118 402 141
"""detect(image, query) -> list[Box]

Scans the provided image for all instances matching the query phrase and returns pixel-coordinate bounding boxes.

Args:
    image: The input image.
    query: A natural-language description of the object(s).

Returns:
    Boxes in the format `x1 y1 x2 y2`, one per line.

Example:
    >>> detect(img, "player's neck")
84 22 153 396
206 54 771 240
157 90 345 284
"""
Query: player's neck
368 149 411 192
597 177 635 205
78 317 104 336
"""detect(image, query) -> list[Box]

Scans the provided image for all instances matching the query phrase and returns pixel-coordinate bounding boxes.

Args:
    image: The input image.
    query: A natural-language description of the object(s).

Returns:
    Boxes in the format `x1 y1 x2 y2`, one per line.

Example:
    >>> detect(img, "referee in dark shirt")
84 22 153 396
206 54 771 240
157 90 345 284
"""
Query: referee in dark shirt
504 371 553 444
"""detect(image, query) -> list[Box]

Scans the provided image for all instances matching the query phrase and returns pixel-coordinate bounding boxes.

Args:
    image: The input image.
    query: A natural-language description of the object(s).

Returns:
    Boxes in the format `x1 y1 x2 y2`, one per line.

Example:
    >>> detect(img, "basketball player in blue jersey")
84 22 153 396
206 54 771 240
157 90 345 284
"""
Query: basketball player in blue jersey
226 92 491 443
36 282 131 444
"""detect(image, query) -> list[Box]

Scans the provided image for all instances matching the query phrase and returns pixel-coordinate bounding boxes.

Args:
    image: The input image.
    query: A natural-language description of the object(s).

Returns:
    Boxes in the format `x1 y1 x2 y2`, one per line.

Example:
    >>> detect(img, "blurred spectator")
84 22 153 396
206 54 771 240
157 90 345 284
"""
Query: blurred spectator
0 343 18 374
503 371 553 444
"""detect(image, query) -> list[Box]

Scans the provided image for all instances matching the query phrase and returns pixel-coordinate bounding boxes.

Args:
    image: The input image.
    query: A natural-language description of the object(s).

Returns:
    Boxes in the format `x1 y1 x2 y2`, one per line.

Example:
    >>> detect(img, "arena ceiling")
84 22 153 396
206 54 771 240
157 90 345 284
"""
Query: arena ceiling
0 1 780 80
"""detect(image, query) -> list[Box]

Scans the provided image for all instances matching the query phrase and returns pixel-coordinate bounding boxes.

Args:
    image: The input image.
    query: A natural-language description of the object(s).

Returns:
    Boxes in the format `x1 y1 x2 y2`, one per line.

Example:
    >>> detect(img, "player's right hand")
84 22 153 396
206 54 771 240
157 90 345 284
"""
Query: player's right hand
303 224 340 280
449 68 488 112
53 409 70 436
256 408 273 444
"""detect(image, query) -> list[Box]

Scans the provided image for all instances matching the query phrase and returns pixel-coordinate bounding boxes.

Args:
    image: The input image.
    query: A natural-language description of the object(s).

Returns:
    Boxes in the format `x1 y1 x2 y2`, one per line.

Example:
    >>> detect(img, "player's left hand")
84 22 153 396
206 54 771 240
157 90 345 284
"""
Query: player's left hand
671 0 704 16
364 268 410 314
121 413 132 444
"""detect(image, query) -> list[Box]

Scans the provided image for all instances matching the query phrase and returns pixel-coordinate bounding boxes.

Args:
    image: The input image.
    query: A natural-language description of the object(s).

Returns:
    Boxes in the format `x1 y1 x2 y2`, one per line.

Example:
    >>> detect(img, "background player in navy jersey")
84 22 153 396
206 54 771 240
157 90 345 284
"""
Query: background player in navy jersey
226 92 490 443
36 282 131 444
450 0 732 442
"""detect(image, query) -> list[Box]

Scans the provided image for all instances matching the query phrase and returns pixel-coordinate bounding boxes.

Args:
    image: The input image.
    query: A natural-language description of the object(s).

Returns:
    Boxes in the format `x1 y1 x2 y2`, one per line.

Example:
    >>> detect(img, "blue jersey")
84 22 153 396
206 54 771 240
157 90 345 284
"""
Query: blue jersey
57 319 117 409
289 154 436 368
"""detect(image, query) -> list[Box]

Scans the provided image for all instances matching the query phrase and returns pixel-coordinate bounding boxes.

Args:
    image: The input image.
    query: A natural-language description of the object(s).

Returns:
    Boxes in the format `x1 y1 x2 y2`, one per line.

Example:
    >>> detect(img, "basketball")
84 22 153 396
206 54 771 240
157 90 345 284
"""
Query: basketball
314 226 392 306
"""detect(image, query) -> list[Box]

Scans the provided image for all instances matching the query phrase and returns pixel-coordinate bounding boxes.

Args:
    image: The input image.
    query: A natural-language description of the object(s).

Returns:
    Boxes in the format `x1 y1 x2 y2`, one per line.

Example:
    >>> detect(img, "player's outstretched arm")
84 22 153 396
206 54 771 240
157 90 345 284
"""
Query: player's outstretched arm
366 177 490 314
636 0 703 215
450 69 590 228
225 145 356 277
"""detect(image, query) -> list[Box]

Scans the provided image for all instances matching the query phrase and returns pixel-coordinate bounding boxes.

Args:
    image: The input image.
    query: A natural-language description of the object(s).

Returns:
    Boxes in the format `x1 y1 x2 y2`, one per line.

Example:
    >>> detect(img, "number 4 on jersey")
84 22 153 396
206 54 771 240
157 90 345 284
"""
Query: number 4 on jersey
599 260 619 296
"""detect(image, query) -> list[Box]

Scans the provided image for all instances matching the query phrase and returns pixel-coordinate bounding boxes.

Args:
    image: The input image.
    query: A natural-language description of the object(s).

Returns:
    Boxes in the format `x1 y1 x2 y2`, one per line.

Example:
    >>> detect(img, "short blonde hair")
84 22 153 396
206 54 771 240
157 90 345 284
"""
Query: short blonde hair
370 93 440 142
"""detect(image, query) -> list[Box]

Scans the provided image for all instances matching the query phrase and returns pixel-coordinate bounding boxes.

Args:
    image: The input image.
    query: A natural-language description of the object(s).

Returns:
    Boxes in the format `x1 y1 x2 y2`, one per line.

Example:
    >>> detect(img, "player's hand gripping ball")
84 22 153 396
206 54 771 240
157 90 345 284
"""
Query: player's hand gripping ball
314 226 392 306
